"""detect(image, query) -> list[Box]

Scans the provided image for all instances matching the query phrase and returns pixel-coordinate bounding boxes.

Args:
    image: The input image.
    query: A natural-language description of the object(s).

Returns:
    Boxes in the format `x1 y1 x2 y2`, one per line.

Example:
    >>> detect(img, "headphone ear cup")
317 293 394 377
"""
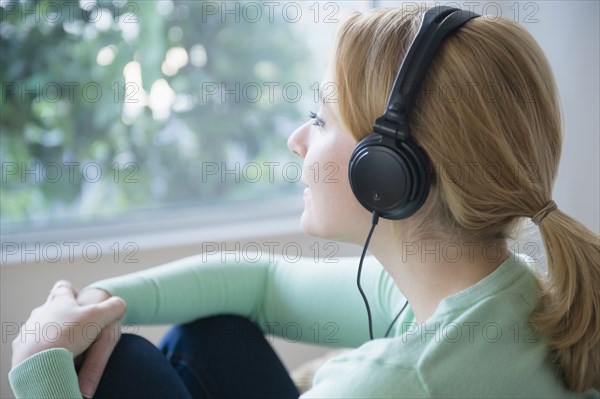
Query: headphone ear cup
349 133 431 220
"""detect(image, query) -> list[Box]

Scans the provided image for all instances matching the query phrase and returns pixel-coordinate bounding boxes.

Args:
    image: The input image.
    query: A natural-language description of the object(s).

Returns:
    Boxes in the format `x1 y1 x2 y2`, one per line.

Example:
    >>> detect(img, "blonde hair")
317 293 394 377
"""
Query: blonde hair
333 6 600 392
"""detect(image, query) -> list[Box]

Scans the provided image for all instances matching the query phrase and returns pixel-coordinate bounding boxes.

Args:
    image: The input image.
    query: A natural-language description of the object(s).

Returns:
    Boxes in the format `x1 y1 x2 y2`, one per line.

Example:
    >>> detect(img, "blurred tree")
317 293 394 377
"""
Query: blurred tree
0 0 313 228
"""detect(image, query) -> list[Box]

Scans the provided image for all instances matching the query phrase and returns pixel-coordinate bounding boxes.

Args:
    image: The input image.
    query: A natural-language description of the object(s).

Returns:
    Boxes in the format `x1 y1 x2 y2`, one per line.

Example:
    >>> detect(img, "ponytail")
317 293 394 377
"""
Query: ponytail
530 208 600 391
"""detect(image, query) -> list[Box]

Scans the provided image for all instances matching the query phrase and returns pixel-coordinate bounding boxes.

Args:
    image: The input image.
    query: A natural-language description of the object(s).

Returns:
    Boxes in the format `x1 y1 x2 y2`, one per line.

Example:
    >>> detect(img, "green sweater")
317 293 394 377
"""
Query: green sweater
9 251 600 398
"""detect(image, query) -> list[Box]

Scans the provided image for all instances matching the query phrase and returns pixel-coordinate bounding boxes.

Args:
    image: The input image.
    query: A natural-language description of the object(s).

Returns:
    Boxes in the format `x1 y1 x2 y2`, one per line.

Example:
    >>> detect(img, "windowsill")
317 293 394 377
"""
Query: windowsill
1 196 305 266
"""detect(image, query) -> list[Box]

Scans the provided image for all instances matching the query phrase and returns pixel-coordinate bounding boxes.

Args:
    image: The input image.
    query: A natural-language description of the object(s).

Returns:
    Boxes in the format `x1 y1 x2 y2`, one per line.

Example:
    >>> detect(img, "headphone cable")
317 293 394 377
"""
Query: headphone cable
356 211 379 340
357 211 409 340
384 299 408 338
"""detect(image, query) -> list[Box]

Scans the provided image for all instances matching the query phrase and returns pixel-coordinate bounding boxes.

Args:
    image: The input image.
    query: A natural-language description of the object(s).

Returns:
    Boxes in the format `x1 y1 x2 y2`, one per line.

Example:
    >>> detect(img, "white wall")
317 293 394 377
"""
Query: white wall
529 1 599 232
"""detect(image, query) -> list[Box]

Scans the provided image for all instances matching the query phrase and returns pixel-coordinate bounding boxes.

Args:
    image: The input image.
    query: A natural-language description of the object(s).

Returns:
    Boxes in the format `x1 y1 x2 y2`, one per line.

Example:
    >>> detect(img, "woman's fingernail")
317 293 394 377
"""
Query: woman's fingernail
80 384 93 398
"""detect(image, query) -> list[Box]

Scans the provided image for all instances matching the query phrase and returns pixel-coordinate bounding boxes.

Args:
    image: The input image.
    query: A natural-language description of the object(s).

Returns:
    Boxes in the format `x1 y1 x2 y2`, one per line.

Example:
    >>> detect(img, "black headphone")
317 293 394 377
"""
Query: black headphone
348 6 480 220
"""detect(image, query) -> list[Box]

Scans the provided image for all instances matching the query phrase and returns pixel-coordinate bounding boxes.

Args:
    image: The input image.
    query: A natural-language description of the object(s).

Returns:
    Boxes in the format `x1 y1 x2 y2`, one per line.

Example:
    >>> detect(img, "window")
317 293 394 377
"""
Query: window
0 0 375 237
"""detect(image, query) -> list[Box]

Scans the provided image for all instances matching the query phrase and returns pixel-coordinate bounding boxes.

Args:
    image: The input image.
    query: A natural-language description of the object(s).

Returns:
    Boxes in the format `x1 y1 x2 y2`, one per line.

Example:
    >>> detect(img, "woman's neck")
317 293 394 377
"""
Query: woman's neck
369 225 509 324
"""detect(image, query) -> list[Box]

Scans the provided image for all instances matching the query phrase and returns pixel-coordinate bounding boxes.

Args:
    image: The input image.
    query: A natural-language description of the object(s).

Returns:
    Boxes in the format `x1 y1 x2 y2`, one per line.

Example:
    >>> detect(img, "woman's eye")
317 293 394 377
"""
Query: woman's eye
308 111 325 127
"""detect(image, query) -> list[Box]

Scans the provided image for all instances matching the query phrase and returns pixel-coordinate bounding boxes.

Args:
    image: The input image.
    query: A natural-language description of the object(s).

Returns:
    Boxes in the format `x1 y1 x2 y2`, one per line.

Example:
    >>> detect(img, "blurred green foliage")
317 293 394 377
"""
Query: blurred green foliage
0 0 315 229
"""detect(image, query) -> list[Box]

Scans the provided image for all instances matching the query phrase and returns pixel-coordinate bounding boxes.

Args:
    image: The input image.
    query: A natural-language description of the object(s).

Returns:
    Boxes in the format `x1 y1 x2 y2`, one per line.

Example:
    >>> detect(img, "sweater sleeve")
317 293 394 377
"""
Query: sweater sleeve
82 254 404 347
9 253 404 398
8 348 82 398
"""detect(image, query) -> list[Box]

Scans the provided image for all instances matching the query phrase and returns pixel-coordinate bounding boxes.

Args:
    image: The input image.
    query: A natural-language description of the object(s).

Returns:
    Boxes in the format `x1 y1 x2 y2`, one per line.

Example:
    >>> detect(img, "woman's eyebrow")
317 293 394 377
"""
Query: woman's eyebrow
317 81 337 104
316 85 326 107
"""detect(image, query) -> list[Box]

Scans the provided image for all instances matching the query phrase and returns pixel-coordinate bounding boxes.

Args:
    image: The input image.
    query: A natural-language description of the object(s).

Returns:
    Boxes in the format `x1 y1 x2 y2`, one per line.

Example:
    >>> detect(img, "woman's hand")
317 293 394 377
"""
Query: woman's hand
76 287 112 306
11 281 126 396
75 287 123 398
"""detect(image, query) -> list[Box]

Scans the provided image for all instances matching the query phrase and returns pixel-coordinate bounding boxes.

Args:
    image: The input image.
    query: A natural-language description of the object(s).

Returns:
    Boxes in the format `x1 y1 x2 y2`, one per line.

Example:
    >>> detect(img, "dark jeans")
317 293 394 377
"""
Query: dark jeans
93 315 300 399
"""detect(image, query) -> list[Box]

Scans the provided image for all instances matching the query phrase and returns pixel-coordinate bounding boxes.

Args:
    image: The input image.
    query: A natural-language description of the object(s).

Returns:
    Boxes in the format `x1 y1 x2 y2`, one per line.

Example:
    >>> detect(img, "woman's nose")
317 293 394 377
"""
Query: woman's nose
287 121 310 158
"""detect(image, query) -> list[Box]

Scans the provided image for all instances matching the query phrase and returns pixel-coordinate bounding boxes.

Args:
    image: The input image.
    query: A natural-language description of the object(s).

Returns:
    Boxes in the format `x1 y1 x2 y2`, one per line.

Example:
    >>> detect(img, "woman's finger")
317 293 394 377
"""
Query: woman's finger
47 280 77 302
77 322 121 399
76 297 126 397
52 279 72 290
90 296 127 330
74 352 85 372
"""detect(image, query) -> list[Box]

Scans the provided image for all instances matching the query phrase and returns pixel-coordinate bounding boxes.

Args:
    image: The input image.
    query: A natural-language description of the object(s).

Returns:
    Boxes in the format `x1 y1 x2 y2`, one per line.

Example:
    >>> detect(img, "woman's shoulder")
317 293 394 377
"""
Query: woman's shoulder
304 251 593 398
304 326 595 398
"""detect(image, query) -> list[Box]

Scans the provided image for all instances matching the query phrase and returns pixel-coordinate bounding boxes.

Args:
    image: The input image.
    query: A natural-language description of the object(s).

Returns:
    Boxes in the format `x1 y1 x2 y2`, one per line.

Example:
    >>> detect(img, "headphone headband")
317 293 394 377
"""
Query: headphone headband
375 6 480 142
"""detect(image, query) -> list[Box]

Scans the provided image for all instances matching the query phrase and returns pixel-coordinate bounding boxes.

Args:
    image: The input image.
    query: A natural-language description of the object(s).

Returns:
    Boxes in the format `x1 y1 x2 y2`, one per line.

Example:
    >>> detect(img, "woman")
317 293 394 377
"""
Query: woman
9 6 599 398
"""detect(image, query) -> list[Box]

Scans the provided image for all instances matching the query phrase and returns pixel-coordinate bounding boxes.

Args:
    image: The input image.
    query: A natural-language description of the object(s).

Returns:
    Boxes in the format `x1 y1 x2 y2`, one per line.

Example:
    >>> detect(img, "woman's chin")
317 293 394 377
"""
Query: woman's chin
300 210 320 237
300 210 336 240
300 211 315 236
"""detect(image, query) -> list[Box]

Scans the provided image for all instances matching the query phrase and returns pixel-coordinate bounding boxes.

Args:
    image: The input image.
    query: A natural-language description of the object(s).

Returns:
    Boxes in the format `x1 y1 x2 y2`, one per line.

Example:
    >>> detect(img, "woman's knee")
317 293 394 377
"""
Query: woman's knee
95 333 192 399
100 333 166 376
